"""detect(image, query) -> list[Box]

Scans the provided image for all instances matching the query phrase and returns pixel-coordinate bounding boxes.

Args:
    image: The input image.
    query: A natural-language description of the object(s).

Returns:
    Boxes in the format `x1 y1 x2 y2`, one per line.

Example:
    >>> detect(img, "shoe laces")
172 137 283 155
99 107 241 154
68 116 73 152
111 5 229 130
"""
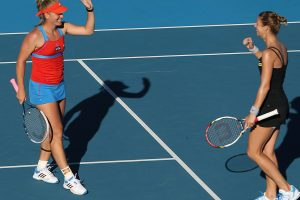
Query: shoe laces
67 174 84 185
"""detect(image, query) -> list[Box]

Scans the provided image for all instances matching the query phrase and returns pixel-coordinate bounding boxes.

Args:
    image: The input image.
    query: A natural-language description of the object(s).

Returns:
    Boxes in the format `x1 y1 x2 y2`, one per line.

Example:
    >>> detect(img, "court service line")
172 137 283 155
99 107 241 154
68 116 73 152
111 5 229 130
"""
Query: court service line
1 50 300 65
70 49 300 61
93 21 300 32
0 21 300 35
77 59 221 200
0 158 175 169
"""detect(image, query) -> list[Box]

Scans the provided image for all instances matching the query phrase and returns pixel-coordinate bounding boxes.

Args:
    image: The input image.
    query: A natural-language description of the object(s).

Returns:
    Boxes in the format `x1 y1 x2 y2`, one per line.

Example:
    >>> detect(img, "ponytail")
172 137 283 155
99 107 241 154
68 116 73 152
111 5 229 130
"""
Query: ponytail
276 14 287 25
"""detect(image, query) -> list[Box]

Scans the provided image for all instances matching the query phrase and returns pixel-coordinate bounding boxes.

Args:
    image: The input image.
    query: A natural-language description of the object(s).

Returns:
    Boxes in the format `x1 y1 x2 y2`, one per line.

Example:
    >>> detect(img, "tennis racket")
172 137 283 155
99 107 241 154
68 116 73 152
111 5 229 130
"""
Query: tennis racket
205 109 279 148
10 78 50 143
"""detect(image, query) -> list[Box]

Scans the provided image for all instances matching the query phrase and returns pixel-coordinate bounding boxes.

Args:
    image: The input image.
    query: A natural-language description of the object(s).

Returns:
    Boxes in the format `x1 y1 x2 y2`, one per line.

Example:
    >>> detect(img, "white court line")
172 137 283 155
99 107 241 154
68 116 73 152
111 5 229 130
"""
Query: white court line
0 158 175 169
77 59 221 200
0 21 300 35
1 50 300 65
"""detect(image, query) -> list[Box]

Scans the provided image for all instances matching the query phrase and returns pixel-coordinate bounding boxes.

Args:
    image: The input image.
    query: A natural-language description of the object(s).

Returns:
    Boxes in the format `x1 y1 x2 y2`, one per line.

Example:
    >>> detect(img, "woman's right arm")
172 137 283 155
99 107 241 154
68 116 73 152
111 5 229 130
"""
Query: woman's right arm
16 31 38 104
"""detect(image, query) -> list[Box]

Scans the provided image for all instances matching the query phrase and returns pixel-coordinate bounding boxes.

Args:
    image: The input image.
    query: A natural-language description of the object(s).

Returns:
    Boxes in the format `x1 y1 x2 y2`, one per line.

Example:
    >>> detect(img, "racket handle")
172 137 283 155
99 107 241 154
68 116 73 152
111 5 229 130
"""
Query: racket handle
256 109 279 122
10 78 19 92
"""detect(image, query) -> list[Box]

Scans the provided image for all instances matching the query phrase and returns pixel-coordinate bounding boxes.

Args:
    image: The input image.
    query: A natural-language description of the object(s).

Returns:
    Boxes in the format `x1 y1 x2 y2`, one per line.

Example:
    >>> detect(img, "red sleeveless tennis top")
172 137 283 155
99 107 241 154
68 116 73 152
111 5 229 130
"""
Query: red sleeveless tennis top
31 26 65 84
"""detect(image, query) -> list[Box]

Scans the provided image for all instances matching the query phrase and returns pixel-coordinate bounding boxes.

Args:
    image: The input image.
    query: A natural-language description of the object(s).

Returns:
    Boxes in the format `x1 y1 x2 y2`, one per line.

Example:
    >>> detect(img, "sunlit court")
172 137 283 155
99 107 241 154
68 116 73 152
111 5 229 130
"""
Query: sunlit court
1 1 300 199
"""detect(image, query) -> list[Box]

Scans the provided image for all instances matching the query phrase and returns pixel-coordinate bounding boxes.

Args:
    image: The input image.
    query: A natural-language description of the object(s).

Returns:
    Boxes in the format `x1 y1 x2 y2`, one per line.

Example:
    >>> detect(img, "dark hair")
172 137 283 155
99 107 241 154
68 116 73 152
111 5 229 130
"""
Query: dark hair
36 0 58 25
258 11 287 35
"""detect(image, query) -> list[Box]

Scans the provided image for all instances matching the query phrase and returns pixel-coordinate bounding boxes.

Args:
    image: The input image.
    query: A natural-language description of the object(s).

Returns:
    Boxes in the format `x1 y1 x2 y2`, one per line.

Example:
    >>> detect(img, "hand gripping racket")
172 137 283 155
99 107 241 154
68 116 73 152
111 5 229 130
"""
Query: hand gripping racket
10 78 50 143
205 109 279 148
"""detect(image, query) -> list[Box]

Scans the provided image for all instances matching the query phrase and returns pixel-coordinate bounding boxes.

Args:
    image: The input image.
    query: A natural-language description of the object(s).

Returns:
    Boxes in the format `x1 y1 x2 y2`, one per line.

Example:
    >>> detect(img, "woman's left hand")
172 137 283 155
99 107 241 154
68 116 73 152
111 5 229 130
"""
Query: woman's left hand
81 0 93 10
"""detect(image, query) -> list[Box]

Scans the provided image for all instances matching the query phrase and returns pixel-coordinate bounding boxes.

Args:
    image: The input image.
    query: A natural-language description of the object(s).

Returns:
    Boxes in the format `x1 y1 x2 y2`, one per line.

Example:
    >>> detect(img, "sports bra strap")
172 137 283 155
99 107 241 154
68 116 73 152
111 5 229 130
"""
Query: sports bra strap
268 47 285 67
58 28 64 36
38 26 49 41
38 26 64 41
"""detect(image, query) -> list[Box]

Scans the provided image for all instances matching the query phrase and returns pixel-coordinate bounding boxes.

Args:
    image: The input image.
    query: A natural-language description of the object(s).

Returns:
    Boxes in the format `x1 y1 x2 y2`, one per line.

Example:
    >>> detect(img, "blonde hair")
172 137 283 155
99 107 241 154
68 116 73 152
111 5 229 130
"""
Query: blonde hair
36 0 58 25
259 11 287 35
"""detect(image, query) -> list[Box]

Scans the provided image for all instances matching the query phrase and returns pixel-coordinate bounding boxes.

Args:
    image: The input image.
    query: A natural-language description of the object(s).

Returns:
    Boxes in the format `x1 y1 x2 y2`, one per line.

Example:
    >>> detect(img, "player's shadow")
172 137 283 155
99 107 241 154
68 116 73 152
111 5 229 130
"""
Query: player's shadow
259 97 300 180
275 96 300 178
50 78 150 175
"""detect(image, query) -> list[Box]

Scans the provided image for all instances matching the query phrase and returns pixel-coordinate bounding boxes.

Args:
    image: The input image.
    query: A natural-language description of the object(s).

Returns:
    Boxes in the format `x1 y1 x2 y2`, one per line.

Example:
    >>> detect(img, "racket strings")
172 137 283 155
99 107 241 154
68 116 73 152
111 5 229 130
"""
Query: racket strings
207 118 244 147
24 108 47 142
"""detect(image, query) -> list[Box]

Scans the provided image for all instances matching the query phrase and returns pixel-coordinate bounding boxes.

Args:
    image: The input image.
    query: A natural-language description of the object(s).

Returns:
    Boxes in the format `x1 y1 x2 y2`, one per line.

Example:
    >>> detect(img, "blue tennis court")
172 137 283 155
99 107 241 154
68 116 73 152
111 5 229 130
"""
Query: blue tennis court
1 1 300 199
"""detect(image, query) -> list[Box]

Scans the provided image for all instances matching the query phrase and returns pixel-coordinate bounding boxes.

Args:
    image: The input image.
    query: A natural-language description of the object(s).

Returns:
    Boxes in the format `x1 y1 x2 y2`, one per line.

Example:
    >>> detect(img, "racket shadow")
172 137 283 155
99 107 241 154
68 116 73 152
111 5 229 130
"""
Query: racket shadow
225 153 258 173
50 78 151 175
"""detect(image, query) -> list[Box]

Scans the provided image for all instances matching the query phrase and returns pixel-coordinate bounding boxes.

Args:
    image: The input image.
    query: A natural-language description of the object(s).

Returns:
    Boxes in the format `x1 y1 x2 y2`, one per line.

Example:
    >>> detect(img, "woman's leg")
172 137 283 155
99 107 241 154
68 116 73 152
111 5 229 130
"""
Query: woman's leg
247 126 290 192
37 101 68 170
37 100 87 195
262 128 279 199
38 99 66 161
33 100 66 183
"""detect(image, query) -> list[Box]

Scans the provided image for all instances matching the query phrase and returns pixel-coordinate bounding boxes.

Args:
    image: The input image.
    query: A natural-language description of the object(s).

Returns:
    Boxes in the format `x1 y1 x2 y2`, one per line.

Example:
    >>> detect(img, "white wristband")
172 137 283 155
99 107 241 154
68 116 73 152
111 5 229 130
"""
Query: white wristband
249 45 259 54
250 106 259 116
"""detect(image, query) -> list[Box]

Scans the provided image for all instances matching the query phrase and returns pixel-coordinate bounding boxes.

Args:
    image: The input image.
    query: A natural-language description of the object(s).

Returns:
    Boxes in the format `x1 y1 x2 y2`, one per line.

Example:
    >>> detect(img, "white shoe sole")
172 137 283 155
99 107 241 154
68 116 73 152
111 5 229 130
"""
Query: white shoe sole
63 184 87 195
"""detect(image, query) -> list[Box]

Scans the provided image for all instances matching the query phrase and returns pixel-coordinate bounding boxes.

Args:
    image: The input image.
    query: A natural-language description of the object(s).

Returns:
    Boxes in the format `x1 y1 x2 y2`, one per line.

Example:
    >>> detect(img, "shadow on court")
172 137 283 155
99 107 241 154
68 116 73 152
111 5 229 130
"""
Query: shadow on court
225 153 258 173
50 78 150 175
276 96 300 178
64 78 151 175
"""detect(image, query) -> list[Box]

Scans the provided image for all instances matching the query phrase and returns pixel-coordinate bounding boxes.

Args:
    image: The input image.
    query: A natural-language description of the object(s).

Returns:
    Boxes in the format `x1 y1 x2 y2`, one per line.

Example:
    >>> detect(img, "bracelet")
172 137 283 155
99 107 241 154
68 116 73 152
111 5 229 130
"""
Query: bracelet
250 106 259 116
86 7 94 12
249 45 259 54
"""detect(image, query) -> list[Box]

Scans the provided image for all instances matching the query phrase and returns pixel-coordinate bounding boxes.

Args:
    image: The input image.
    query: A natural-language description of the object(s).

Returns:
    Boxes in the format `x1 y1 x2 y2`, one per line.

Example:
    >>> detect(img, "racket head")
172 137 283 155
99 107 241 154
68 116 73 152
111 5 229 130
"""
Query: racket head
205 116 245 148
10 78 50 143
23 106 50 143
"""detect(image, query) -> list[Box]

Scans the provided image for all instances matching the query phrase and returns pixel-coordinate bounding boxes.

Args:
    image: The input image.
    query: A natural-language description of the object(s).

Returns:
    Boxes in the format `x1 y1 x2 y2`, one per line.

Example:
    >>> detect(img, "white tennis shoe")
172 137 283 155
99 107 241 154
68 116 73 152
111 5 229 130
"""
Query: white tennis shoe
278 185 300 200
33 167 59 184
63 175 87 195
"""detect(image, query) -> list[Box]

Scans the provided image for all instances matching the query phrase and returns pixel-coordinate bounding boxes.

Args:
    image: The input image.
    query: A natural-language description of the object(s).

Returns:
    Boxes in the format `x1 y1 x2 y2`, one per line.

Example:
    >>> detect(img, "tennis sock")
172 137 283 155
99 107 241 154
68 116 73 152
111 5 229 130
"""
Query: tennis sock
61 166 74 179
37 160 48 170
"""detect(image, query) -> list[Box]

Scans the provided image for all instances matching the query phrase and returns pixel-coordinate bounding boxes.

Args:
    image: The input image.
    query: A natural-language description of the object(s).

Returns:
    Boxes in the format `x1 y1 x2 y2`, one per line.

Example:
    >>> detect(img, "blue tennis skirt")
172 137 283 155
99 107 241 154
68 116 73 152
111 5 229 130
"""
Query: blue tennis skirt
29 80 66 105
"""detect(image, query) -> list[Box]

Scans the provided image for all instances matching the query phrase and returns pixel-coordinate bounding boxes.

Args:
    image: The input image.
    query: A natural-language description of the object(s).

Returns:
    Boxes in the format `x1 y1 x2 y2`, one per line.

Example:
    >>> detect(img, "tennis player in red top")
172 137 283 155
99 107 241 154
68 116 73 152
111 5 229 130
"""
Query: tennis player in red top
15 0 94 195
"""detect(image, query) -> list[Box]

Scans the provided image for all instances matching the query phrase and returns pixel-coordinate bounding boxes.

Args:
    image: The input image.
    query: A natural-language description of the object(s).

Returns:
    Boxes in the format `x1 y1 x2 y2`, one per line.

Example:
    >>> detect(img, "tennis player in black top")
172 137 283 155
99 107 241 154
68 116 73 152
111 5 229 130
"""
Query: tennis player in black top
243 11 300 200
